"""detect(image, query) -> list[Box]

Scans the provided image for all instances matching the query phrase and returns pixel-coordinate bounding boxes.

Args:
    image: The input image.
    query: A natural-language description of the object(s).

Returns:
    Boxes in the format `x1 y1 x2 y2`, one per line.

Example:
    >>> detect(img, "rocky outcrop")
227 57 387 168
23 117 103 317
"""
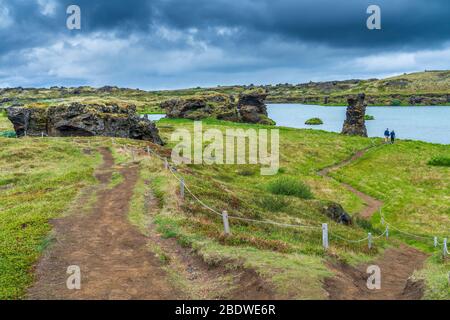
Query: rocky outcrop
161 92 275 125
321 202 352 225
237 92 275 125
341 93 368 137
161 94 239 122
7 103 163 144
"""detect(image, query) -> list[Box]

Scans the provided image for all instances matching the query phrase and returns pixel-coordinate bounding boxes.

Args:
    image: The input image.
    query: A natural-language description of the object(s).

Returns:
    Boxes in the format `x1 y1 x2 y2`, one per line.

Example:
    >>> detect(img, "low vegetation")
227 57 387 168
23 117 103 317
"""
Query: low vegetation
364 115 375 121
0 114 448 300
267 177 314 199
330 141 449 299
0 71 449 115
305 118 323 125
0 137 101 299
427 156 450 167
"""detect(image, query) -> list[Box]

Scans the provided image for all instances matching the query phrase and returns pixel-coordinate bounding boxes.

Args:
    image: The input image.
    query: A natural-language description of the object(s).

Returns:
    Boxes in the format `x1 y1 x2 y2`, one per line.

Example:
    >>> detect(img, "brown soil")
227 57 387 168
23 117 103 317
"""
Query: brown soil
27 148 182 299
325 244 428 300
142 179 276 300
319 146 428 300
27 147 273 300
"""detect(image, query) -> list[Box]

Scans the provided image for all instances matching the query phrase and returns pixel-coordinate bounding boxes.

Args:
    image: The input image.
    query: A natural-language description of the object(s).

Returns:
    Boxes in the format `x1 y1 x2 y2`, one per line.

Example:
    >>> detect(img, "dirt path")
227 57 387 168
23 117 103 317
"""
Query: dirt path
319 146 428 300
318 147 383 219
325 244 428 300
27 148 182 299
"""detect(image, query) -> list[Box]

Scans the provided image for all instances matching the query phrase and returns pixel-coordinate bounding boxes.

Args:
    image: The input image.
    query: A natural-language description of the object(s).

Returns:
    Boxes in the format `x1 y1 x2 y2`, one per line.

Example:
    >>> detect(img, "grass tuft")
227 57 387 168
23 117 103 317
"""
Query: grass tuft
267 177 314 199
256 195 291 212
427 156 450 167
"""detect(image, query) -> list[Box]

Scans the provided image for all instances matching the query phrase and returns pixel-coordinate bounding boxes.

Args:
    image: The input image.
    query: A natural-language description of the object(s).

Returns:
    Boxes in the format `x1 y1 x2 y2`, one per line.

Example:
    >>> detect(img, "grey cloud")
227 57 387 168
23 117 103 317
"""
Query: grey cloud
0 0 448 88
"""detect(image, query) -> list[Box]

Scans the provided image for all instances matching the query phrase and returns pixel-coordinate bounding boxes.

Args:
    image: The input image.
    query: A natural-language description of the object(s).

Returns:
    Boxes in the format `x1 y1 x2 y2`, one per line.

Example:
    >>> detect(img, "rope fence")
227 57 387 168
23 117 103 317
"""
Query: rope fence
118 142 449 256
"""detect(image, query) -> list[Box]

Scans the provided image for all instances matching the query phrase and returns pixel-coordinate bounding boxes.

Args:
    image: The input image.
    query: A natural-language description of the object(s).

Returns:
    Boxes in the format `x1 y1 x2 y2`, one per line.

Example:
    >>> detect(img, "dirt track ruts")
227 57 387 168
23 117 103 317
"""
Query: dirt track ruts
319 146 428 300
27 148 182 300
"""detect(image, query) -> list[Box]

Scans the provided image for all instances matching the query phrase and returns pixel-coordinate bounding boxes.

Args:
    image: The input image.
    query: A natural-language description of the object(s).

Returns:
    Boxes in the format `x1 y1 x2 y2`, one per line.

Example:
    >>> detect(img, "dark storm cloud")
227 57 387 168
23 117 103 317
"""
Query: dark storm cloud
4 0 448 50
0 0 448 88
155 0 450 51
79 0 450 49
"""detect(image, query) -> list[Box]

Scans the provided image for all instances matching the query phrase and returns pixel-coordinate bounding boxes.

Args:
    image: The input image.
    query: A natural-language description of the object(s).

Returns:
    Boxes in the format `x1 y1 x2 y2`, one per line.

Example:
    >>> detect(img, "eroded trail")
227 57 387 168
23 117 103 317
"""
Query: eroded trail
28 148 182 299
319 146 428 300
318 147 382 219
325 244 428 300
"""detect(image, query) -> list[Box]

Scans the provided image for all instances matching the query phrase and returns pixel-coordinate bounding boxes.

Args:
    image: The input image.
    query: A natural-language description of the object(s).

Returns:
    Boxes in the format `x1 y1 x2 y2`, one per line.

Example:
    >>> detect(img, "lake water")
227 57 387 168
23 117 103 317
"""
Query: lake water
141 114 167 121
267 104 450 145
146 105 450 144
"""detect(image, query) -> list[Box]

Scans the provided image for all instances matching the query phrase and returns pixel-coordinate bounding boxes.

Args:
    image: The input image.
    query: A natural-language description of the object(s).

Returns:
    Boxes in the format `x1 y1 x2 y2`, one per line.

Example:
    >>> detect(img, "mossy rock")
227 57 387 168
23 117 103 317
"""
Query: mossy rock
364 115 375 120
305 118 323 125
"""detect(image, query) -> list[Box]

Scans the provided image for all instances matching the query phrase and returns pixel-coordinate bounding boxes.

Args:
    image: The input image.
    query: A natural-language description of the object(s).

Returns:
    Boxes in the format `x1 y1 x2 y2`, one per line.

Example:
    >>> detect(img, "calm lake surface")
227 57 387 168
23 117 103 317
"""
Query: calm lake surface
267 104 450 145
146 105 450 144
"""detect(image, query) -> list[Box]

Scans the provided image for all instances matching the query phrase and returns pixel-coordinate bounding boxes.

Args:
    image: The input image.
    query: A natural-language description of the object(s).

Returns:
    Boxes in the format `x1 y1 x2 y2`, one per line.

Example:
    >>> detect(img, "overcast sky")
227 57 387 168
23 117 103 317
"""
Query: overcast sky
0 0 449 89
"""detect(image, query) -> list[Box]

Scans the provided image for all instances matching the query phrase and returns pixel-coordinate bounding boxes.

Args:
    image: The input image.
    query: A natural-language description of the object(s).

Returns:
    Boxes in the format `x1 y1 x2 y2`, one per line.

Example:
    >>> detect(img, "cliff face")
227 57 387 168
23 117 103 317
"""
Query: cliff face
237 92 274 124
161 92 275 125
341 94 368 137
161 94 240 122
7 103 164 144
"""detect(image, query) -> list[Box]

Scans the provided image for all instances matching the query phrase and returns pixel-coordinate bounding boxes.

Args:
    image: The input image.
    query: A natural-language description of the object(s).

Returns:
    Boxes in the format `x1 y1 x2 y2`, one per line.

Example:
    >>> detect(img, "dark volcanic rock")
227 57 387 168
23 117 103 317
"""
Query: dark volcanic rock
161 92 275 125
161 94 239 122
321 202 352 225
237 92 275 125
7 103 163 144
341 93 368 137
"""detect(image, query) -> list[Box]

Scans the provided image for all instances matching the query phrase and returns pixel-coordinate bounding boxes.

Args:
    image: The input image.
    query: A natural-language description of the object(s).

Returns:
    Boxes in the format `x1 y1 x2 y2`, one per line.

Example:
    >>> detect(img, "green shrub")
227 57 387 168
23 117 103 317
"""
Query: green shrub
267 177 313 199
364 115 375 120
428 156 450 167
257 195 291 212
305 118 323 125
391 99 402 106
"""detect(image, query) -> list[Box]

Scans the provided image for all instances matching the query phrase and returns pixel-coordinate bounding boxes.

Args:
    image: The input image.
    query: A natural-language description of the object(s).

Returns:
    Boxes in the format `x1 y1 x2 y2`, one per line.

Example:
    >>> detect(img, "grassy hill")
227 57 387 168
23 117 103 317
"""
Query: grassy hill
1 113 448 299
0 71 449 115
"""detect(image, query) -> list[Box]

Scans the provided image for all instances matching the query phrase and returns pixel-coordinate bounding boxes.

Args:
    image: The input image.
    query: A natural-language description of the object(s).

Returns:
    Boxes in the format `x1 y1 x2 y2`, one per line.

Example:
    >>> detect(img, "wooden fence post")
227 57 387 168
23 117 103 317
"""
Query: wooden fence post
368 233 372 249
444 238 448 257
147 146 150 156
180 178 185 200
385 226 389 240
322 223 329 250
222 211 231 235
434 237 438 247
164 158 169 170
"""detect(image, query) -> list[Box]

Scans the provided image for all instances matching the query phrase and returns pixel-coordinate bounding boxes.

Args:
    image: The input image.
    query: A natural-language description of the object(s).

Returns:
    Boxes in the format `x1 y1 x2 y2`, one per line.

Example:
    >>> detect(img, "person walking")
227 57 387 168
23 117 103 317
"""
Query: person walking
390 130 396 144
384 128 390 143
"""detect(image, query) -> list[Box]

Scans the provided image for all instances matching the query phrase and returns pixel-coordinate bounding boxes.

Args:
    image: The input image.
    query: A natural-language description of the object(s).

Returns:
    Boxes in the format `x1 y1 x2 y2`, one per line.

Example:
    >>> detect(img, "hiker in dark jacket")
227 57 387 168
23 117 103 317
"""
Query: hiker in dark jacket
390 130 396 144
384 129 390 143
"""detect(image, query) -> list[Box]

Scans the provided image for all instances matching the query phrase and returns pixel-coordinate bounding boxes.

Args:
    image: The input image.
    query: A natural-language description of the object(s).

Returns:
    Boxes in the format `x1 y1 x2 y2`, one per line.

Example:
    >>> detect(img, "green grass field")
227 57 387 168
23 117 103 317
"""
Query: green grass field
144 118 448 299
0 116 448 299
0 138 101 299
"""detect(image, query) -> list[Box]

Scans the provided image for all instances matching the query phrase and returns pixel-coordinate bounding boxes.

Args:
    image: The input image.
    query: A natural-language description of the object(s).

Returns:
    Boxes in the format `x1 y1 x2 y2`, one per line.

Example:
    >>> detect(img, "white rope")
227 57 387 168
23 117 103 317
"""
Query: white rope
226 214 321 230
168 163 320 229
384 221 430 240
140 145 446 246
372 229 388 239
159 152 316 228
331 233 369 243
379 210 434 241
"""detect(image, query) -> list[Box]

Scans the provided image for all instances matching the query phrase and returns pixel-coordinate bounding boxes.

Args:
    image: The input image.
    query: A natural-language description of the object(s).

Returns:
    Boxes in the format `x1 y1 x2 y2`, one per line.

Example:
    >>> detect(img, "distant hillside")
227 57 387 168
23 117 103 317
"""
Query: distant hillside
0 70 449 113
